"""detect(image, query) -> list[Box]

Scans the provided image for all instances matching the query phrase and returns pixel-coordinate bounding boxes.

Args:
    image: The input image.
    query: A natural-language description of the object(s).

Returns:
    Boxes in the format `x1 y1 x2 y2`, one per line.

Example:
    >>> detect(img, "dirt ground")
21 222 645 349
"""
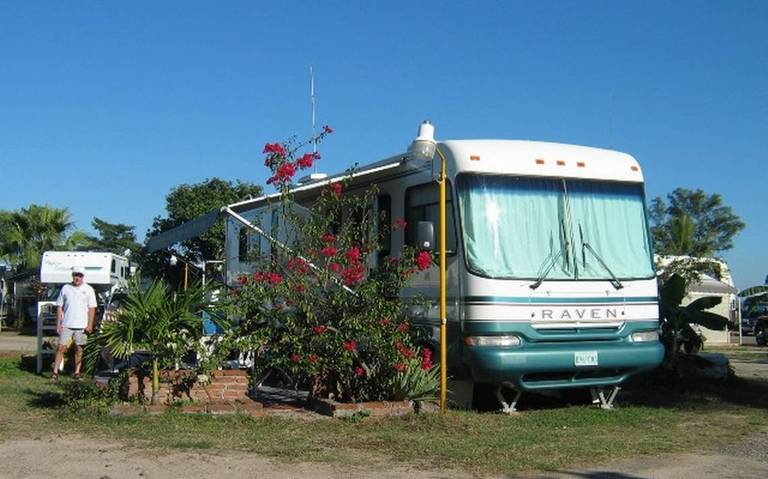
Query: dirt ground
0 436 466 479
2 428 766 479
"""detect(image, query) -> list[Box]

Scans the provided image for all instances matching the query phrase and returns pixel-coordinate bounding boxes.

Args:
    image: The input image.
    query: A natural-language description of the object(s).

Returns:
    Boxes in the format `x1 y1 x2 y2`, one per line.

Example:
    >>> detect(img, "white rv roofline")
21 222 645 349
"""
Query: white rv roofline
227 155 407 212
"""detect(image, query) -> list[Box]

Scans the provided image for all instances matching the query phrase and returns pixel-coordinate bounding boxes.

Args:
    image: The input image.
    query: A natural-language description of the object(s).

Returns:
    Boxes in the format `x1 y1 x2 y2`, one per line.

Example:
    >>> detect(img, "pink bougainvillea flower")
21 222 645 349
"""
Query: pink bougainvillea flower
421 348 433 370
386 256 399 266
345 247 361 263
415 251 432 271
290 353 300 363
253 271 267 282
341 262 365 286
330 182 342 198
397 322 409 333
308 354 319 363
322 125 334 134
342 340 357 352
290 283 305 293
267 272 283 285
392 218 407 230
287 257 309 274
395 341 416 359
312 325 327 335
394 362 406 372
297 152 319 169
263 142 286 156
329 262 342 273
378 318 391 327
275 162 297 181
321 246 338 257
321 232 336 243
394 341 413 358
237 275 248 285
355 366 366 377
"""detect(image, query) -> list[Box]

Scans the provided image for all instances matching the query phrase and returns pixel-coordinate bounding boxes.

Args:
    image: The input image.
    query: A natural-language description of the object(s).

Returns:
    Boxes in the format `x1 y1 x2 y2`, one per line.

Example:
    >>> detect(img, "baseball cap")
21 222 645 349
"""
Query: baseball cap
72 266 86 276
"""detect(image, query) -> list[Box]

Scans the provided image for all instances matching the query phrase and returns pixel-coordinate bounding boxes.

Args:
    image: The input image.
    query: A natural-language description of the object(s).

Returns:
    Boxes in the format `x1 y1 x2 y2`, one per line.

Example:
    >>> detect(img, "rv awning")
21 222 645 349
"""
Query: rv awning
688 275 738 295
144 158 406 253
145 210 223 253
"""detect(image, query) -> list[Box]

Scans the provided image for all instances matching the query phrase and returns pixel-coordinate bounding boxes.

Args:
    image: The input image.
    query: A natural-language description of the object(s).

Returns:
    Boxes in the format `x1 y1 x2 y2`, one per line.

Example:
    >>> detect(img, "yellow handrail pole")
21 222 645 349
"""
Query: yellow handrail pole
436 146 448 414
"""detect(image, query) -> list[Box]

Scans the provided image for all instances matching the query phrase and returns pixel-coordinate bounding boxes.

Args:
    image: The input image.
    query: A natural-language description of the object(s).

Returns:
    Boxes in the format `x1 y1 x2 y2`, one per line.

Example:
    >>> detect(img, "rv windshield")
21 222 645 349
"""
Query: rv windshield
456 174 654 280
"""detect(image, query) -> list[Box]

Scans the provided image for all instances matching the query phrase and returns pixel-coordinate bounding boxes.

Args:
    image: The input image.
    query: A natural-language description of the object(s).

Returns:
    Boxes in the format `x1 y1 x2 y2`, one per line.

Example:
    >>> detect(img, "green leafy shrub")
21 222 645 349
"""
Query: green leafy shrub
59 374 125 414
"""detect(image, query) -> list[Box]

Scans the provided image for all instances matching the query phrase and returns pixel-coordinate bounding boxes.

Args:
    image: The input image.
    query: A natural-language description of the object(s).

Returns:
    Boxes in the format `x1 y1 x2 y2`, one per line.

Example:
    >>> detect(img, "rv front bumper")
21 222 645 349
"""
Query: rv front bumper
464 340 664 391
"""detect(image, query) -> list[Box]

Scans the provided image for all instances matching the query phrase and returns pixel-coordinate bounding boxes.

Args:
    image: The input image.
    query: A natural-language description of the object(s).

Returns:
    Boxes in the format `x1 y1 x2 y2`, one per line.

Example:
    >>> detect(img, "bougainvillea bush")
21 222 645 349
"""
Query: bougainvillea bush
224 128 438 403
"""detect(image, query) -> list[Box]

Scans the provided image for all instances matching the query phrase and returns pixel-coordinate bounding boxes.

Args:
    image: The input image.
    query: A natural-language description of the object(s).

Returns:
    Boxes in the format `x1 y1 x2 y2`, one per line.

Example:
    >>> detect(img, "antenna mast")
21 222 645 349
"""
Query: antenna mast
310 66 317 154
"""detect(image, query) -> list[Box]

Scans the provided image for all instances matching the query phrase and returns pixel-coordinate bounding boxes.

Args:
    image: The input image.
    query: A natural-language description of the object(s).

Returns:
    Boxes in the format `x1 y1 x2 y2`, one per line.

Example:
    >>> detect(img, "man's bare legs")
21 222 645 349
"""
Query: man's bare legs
52 344 67 378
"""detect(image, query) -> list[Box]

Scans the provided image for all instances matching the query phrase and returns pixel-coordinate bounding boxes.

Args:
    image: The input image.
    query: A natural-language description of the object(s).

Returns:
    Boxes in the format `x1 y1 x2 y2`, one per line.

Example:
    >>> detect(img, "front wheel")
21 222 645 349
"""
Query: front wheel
756 327 767 346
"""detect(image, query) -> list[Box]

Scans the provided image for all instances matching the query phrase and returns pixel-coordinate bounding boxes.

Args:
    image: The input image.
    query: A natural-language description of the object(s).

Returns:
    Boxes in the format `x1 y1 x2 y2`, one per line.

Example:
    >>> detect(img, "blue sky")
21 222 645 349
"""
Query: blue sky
1 1 766 288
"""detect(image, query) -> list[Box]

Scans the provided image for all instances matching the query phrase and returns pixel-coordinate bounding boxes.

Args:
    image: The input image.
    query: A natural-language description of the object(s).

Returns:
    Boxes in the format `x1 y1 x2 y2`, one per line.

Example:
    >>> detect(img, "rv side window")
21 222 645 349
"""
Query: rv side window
250 227 262 261
238 228 248 261
405 182 457 253
270 209 280 260
377 194 391 260
111 259 117 273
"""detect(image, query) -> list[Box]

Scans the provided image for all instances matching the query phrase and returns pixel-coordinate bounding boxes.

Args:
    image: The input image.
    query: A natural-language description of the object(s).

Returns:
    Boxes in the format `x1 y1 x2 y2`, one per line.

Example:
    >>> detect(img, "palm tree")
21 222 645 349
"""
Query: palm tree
0 204 90 270
87 279 211 404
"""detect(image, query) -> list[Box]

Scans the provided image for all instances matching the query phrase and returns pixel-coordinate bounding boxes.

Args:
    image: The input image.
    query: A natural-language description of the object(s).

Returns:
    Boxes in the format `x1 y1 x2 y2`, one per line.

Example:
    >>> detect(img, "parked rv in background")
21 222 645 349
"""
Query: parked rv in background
222 127 664 410
36 251 131 373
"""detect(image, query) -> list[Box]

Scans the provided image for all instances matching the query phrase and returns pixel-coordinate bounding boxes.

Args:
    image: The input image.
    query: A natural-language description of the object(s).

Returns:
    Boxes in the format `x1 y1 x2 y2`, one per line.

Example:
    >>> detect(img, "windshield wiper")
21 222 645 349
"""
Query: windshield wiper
529 248 563 290
530 220 571 290
578 223 624 290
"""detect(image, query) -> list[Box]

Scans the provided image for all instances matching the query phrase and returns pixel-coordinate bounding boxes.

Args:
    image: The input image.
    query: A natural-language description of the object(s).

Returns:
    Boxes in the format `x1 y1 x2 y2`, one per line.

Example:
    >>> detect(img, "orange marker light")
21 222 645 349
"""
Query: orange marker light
535 159 545 165
556 160 566 166
630 166 639 171
576 161 586 168
470 155 480 161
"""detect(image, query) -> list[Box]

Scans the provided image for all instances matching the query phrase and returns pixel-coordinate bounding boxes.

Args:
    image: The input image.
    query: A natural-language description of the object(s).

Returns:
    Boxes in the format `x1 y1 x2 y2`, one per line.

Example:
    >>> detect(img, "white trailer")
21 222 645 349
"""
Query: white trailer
36 251 130 373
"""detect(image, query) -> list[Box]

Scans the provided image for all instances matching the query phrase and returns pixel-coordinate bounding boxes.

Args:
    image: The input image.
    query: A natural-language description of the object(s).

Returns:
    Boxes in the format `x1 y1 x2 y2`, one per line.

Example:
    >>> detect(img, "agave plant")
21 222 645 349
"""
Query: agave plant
86 278 211 404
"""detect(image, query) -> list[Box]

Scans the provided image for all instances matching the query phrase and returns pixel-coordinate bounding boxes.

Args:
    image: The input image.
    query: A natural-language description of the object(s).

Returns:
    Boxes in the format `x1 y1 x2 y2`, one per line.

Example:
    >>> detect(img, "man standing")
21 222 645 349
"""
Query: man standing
52 265 97 380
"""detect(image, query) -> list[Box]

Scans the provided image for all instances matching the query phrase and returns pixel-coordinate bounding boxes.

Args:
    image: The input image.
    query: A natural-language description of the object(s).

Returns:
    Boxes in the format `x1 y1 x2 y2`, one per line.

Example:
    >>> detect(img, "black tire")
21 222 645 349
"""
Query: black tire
756 327 767 346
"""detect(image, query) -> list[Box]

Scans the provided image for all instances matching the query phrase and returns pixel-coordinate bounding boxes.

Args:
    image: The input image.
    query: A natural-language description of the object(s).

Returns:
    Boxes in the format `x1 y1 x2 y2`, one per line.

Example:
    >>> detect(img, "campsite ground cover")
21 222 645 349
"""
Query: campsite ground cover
706 344 768 362
1 352 767 477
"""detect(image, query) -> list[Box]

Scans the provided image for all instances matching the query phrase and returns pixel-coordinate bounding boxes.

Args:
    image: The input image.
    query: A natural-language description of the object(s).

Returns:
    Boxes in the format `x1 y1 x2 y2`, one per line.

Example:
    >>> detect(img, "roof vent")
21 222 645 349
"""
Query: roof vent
296 172 328 185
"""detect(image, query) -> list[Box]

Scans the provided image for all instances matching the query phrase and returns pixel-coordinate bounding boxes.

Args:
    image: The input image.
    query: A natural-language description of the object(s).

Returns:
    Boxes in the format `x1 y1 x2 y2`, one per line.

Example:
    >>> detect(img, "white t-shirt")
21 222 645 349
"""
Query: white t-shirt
56 283 97 329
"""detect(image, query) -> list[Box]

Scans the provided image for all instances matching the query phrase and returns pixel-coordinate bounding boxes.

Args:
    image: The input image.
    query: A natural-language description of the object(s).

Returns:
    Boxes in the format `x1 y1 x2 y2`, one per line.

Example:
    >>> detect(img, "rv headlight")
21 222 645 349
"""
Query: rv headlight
631 331 659 343
464 335 522 348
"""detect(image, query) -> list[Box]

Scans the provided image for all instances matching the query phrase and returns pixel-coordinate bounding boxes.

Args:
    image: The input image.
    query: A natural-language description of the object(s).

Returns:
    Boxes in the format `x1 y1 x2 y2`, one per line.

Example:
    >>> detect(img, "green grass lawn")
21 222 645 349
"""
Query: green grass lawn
2 353 767 476
705 345 768 362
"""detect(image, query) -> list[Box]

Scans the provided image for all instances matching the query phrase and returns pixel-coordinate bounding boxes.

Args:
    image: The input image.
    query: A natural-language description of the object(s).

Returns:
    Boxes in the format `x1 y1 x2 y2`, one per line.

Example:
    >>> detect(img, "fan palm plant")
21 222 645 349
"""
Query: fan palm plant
88 278 211 404
0 204 90 270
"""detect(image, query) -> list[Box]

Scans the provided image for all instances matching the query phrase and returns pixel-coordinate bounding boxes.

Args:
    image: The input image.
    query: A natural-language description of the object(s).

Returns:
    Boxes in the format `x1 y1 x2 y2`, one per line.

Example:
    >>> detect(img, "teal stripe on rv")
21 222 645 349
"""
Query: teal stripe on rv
465 296 658 304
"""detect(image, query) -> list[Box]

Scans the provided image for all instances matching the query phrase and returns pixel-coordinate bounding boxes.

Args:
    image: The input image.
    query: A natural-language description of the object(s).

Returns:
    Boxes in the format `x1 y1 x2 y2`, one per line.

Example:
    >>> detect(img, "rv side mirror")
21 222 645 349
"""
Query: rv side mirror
417 221 435 251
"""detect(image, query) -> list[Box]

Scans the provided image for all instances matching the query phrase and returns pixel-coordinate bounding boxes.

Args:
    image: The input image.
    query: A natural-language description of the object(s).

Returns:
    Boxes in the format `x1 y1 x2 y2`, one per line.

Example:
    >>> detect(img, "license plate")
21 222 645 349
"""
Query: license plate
574 351 598 367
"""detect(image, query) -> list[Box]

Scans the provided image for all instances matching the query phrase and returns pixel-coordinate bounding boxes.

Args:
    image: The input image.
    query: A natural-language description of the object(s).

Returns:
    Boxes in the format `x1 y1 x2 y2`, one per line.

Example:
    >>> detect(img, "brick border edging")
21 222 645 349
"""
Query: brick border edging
125 369 250 404
309 397 428 418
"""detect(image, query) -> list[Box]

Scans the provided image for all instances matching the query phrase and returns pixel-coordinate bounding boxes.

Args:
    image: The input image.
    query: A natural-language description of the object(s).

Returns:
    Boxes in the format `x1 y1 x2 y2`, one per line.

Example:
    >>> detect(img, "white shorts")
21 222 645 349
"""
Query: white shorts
60 327 88 347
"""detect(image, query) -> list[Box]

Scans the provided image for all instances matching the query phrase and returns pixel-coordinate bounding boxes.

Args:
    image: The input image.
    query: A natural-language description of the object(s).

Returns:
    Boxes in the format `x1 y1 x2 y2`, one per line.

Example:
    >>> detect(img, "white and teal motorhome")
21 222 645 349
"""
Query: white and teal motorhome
147 123 664 409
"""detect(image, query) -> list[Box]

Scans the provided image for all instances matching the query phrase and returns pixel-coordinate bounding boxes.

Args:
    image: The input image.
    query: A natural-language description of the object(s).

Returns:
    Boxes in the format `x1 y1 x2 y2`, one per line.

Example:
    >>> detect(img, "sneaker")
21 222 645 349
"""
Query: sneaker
73 373 81 380
50 373 59 383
